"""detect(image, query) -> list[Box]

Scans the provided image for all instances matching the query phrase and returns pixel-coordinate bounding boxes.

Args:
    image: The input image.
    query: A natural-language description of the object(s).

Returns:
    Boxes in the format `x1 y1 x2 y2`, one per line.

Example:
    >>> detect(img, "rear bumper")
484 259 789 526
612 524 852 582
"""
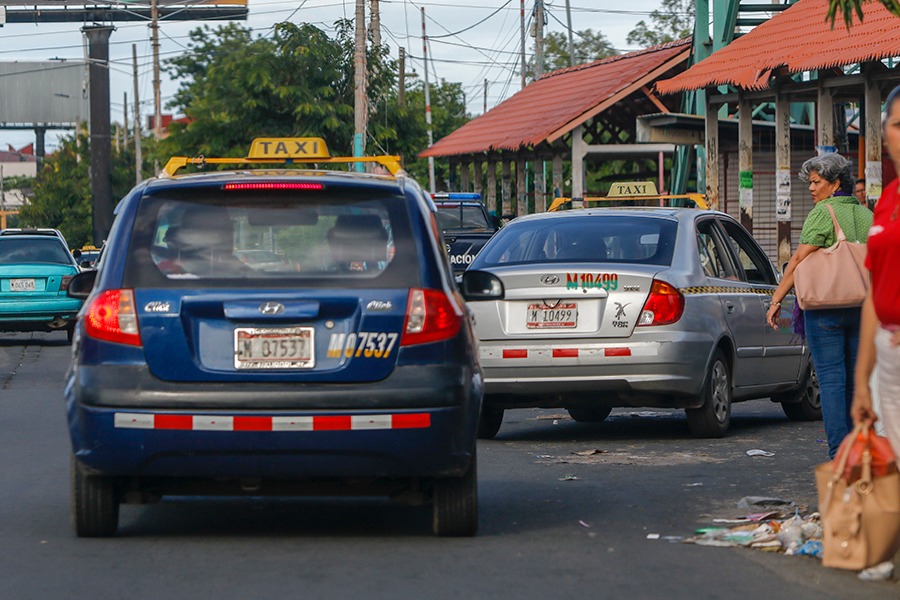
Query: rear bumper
479 333 712 404
66 364 482 480
0 298 81 329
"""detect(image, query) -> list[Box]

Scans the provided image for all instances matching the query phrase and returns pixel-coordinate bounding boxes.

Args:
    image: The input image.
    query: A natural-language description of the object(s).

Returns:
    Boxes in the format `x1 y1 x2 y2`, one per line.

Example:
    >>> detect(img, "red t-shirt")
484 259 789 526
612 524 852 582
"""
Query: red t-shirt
865 178 900 326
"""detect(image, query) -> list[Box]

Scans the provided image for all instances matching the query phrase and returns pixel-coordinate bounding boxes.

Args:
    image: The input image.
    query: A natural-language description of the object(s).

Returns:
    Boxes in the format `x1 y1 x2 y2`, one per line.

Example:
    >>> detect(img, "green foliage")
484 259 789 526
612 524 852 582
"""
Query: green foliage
827 0 900 28
21 128 152 248
626 0 695 47
542 30 617 71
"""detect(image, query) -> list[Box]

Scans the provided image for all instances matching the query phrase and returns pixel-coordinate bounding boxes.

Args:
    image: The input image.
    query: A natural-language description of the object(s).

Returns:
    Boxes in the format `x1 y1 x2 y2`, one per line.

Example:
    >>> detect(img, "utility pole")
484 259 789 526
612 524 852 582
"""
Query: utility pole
484 78 488 114
369 0 381 48
150 0 161 137
519 0 526 89
398 47 406 106
123 91 128 151
534 0 544 80
421 7 435 193
565 0 575 67
353 0 367 171
132 43 143 185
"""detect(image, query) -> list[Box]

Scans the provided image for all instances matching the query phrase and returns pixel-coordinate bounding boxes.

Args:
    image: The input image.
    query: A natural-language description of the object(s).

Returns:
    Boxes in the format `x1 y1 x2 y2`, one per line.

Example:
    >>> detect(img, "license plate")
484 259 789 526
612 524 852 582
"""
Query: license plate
526 302 577 328
234 327 315 369
9 278 36 292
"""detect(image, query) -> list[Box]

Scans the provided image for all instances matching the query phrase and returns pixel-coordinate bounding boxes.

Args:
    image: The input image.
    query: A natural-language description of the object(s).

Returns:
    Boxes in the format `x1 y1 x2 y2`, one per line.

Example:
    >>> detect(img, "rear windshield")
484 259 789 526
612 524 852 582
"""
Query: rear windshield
0 237 73 265
476 215 678 267
122 187 421 289
436 205 490 230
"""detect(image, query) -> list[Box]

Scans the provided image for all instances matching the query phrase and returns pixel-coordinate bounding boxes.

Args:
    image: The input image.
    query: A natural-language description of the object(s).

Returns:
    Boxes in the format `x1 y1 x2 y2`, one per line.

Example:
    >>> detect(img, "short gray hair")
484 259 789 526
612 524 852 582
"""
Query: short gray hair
798 153 854 195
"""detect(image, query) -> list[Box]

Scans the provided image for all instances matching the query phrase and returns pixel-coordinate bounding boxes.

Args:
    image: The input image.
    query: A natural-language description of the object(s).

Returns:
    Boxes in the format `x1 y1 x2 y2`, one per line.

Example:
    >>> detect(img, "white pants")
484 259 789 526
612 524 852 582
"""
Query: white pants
875 327 900 455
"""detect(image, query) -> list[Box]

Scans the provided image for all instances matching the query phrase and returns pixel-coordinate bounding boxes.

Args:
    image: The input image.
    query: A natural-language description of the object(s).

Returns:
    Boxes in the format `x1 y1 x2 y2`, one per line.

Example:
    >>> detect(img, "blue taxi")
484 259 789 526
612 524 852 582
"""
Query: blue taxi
65 138 482 537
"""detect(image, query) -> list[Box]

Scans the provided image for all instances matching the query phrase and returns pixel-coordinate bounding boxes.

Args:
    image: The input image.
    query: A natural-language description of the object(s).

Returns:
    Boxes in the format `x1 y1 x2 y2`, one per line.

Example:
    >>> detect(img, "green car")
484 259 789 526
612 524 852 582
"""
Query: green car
0 234 83 342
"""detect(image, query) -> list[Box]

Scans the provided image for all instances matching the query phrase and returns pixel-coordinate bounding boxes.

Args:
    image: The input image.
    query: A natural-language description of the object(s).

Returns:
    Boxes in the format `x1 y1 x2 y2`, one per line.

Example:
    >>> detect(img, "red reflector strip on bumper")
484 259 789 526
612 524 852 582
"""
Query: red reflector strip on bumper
113 412 432 432
604 348 632 357
502 349 528 359
552 348 579 358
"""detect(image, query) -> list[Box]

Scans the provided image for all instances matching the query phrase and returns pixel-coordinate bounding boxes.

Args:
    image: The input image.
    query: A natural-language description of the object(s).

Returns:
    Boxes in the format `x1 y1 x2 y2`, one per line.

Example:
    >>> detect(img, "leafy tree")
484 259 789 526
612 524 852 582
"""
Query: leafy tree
828 0 900 28
542 30 617 71
20 127 151 248
626 0 695 48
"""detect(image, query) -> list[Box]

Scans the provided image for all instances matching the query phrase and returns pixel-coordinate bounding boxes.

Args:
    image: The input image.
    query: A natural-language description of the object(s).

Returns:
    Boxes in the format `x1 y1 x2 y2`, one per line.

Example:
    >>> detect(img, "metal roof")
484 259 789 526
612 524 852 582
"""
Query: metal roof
418 39 691 158
655 0 900 94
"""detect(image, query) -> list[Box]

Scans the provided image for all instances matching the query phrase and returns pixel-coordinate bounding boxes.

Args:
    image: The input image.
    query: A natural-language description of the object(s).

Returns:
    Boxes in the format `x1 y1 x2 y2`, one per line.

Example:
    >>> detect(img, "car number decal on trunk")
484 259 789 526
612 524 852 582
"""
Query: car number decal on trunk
566 272 618 290
326 331 399 359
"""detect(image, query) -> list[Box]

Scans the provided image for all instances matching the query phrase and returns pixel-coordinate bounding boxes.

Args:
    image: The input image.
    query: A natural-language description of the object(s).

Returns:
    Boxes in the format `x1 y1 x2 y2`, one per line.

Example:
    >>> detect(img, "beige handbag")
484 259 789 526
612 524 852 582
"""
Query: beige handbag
793 203 868 310
815 423 900 570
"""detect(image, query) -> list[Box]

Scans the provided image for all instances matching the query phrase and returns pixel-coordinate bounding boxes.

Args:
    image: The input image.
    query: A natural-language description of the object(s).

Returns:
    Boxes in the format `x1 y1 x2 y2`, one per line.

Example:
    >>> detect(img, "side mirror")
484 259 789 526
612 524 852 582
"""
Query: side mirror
67 270 98 299
461 270 504 301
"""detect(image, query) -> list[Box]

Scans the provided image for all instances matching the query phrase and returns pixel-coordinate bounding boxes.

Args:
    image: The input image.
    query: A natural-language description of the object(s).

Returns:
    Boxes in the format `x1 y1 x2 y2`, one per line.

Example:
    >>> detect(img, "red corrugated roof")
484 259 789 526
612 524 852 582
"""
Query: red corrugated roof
656 0 900 94
419 39 691 158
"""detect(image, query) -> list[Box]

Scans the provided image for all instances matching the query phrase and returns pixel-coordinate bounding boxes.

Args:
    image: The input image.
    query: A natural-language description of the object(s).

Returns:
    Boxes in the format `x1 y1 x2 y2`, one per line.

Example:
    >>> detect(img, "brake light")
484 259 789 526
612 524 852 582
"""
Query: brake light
84 289 142 346
637 279 685 326
400 288 463 346
60 275 73 291
223 182 324 191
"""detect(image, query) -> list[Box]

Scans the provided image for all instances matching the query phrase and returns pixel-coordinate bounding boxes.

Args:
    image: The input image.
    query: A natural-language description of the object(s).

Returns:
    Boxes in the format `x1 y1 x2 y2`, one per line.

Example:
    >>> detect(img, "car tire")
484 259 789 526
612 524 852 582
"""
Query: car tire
432 448 478 537
777 367 822 422
686 350 732 438
477 406 504 440
71 456 119 537
567 406 613 423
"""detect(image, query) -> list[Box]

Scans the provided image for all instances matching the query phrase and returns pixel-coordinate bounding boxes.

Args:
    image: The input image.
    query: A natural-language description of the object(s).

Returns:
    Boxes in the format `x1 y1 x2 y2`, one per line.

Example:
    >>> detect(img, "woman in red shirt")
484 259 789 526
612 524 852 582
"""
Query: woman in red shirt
852 84 900 455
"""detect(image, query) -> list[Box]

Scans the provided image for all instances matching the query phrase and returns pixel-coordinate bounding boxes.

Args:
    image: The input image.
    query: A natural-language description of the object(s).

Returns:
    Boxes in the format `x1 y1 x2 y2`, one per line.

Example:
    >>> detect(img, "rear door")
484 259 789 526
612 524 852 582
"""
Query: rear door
123 184 420 383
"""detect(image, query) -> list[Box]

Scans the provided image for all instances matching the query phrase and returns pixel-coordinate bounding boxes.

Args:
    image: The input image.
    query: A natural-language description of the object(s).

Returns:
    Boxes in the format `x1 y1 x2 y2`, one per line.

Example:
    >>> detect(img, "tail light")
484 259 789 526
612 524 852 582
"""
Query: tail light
84 289 142 346
60 275 74 291
400 288 463 346
637 279 684 326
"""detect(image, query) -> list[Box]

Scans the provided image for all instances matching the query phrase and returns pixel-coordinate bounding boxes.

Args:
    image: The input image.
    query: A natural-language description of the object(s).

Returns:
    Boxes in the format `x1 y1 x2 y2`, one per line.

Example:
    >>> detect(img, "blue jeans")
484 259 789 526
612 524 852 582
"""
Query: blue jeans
804 307 861 458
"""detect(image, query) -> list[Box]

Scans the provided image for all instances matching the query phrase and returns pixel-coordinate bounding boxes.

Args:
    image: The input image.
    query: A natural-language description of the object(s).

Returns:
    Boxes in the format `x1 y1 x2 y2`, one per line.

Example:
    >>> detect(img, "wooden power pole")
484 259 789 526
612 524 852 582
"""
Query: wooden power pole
132 43 143 184
353 0 367 171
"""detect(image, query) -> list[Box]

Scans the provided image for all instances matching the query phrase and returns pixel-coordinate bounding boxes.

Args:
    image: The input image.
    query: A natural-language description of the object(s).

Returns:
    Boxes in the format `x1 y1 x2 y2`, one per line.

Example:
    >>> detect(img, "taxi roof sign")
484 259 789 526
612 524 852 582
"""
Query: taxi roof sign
607 181 659 197
162 137 403 177
247 137 330 160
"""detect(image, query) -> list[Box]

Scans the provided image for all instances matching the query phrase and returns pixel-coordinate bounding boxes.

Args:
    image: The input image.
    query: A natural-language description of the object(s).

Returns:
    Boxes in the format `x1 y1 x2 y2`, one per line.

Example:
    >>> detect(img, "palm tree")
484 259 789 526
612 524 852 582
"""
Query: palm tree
828 0 900 28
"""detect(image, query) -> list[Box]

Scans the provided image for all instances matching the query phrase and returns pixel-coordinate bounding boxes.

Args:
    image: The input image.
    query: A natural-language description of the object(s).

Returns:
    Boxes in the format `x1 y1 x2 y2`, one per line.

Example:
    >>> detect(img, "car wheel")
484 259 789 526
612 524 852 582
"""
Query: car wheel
477 406 504 440
567 406 613 423
432 448 478 537
686 350 732 438
778 367 822 421
71 456 119 537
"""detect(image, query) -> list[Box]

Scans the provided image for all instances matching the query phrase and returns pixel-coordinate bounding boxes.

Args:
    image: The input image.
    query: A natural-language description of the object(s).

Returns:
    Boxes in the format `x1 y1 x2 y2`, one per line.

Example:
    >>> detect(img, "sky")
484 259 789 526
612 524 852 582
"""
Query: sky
0 0 669 152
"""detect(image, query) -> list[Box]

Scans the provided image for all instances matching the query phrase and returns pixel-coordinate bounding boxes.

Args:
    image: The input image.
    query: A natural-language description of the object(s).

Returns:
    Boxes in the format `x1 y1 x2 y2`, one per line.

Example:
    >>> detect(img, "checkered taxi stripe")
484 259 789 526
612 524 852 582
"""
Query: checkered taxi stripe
114 412 431 431
680 286 774 295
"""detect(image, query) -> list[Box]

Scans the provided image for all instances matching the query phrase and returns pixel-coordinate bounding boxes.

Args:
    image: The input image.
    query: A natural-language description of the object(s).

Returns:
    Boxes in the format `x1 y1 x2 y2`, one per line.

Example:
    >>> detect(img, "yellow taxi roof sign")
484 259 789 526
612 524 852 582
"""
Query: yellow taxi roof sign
246 138 331 160
607 181 659 197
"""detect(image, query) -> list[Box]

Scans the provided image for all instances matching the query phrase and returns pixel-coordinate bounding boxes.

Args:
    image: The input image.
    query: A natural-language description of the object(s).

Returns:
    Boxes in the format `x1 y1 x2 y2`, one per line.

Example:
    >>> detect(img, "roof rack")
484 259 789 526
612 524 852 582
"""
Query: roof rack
162 137 404 177
548 181 708 212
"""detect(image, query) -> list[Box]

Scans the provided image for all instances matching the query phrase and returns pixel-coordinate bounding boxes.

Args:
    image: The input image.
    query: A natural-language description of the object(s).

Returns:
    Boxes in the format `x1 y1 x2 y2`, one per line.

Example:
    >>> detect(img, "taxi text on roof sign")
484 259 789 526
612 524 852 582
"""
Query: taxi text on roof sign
607 181 659 197
247 138 331 160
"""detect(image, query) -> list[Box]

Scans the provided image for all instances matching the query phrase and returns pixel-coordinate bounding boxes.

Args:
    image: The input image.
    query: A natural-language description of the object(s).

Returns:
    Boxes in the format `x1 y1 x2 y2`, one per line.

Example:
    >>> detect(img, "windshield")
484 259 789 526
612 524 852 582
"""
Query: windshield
436 205 490 230
0 238 74 265
476 216 678 267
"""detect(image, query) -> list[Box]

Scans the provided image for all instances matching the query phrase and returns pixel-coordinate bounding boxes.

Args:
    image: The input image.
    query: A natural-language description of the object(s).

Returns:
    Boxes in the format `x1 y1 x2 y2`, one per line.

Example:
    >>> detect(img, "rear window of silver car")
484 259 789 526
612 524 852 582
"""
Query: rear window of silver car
122 188 421 289
476 215 678 266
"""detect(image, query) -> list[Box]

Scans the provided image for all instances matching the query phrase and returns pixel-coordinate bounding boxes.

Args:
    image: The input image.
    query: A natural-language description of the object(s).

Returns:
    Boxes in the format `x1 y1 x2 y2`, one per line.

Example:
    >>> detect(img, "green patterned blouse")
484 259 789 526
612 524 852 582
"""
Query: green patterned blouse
799 195 873 247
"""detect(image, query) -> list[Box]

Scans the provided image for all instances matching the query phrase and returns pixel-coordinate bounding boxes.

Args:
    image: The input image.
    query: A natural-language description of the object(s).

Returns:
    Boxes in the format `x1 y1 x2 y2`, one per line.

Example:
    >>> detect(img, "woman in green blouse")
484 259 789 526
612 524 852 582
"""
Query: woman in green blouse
766 153 873 458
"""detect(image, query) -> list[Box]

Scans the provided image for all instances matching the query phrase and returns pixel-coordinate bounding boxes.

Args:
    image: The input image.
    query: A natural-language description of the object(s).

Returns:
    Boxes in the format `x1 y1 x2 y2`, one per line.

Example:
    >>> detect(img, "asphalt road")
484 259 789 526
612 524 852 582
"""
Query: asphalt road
1 331 898 599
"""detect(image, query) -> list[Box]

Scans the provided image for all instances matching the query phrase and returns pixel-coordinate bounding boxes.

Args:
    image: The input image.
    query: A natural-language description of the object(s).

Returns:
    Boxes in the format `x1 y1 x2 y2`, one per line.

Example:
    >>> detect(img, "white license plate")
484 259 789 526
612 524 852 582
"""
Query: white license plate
9 278 36 292
526 302 577 328
234 327 315 369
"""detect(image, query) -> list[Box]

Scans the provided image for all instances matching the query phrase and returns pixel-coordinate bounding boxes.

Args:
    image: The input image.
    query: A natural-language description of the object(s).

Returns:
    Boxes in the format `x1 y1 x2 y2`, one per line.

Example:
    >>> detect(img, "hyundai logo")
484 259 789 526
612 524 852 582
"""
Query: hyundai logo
258 302 285 316
540 274 559 285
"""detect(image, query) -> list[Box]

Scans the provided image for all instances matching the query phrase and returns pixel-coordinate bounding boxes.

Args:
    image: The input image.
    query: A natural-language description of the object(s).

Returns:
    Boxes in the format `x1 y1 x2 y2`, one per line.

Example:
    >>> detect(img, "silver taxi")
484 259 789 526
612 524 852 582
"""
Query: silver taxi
461 206 819 439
